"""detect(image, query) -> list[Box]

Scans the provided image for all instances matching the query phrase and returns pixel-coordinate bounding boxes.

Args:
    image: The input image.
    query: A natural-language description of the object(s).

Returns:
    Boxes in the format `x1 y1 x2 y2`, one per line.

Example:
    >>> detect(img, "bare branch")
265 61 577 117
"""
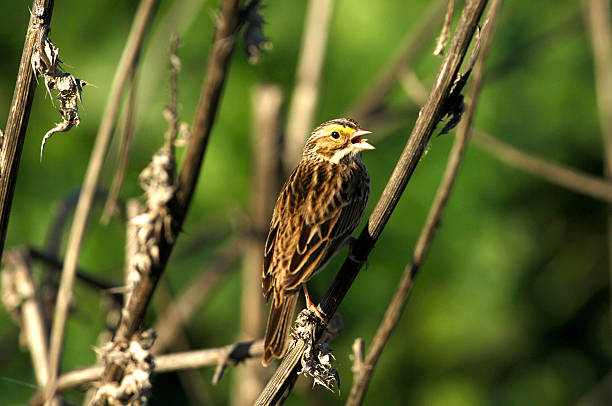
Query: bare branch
29 340 264 405
282 0 334 170
346 1 502 404
45 1 159 400
349 338 365 379
433 0 455 55
255 1 489 404
0 0 55 260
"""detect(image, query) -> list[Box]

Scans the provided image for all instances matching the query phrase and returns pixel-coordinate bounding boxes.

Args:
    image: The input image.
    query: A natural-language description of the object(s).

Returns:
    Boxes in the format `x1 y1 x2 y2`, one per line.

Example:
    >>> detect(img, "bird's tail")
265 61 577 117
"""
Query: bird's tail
262 292 299 366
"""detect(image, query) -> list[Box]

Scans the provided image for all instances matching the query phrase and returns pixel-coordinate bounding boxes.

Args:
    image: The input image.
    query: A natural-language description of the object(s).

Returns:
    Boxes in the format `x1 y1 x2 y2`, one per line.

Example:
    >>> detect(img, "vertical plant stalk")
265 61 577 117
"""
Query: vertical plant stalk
283 0 334 170
44 0 159 401
584 0 612 323
254 1 489 404
232 84 283 406
472 130 612 203
101 66 138 224
433 0 456 55
345 1 502 404
0 0 55 258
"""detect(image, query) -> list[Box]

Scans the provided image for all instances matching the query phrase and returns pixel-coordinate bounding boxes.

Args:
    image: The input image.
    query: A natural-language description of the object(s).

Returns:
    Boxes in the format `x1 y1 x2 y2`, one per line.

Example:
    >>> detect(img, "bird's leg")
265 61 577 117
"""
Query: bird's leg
302 284 326 320
346 236 370 269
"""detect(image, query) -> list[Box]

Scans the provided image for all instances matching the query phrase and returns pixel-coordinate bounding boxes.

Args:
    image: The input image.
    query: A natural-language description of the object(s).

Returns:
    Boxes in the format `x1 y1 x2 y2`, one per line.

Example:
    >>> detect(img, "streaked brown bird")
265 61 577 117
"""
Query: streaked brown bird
262 118 374 365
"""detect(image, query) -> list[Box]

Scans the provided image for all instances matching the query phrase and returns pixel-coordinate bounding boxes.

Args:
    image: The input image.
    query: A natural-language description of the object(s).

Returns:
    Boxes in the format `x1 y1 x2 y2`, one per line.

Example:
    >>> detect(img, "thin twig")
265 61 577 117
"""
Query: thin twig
254 2 489 404
100 65 138 224
584 0 612 324
0 0 55 258
44 0 159 402
345 1 502 404
29 340 264 405
350 338 365 378
433 0 455 55
348 0 446 121
282 0 334 170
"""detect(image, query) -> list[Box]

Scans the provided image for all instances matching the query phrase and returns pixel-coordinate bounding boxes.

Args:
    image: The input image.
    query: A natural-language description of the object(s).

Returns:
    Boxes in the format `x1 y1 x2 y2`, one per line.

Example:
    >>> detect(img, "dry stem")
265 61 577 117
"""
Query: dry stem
29 340 264 405
232 84 283 406
0 0 55 258
433 0 456 55
282 0 334 170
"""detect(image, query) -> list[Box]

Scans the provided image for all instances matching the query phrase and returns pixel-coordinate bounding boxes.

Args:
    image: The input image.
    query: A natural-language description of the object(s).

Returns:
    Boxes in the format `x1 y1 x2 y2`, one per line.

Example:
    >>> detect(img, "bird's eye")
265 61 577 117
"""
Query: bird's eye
331 131 340 139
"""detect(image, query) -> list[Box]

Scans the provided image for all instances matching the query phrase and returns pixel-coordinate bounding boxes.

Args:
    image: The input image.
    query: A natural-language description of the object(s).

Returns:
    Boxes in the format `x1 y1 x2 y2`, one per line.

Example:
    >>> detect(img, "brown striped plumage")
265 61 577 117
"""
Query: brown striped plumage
262 118 374 365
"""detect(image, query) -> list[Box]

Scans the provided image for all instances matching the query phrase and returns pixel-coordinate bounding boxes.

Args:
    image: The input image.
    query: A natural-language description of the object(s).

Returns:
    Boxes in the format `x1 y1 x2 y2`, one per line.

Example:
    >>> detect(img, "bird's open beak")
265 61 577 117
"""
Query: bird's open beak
351 129 375 151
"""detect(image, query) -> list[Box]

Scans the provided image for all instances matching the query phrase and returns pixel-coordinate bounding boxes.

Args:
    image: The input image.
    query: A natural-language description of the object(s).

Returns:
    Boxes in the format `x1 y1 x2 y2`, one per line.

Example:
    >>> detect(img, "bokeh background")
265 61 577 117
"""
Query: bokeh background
0 0 610 405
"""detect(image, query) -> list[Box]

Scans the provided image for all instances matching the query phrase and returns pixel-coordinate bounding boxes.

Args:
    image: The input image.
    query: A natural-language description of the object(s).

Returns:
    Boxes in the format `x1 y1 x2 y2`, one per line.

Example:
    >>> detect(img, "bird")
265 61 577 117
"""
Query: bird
261 117 374 366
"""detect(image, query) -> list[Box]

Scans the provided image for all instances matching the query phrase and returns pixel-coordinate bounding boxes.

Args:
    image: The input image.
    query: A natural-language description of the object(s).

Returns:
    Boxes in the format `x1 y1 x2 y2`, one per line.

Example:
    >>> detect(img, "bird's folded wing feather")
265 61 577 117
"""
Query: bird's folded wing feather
262 162 364 298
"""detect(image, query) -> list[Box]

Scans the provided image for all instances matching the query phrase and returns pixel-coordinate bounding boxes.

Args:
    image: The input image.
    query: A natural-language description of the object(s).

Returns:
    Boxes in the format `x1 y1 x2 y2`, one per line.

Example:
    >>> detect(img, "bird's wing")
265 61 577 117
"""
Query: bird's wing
262 161 367 297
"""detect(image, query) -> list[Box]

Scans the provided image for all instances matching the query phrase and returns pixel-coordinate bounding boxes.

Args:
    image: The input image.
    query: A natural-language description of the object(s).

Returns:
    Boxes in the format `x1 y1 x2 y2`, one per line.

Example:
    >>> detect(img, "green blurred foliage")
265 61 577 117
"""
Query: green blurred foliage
0 1 610 405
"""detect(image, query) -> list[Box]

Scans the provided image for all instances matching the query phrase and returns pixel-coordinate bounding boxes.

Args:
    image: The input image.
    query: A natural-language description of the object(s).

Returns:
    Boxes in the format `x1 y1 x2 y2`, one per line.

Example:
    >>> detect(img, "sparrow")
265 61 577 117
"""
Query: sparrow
262 118 374 365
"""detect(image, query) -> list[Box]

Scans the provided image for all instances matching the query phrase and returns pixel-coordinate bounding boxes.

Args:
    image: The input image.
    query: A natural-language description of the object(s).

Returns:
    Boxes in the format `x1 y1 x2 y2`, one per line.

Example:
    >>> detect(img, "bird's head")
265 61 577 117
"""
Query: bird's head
303 118 374 164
